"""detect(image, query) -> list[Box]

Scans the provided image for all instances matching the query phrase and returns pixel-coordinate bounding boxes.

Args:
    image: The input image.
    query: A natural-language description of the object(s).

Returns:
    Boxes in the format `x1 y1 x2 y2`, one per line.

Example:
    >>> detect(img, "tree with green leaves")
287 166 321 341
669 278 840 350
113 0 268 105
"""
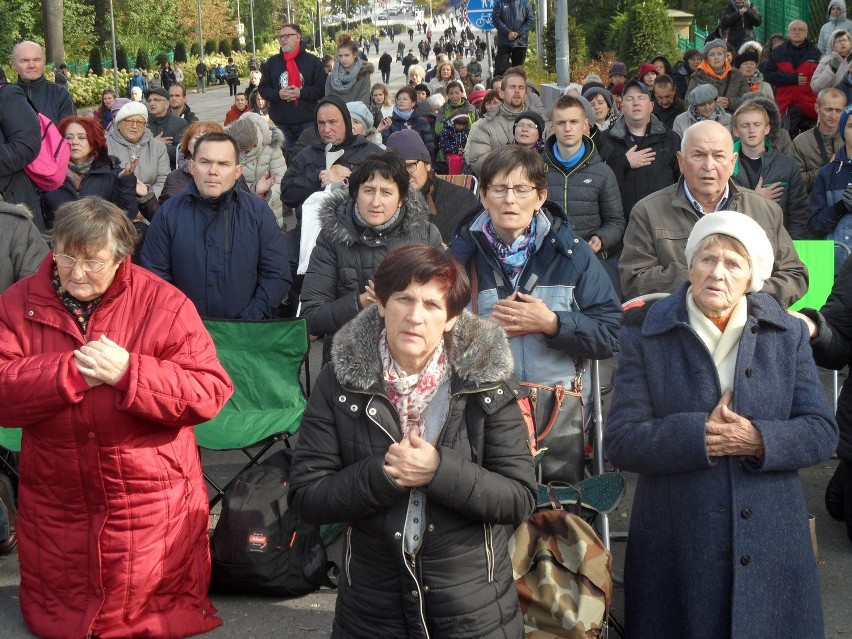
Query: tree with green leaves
543 15 588 80
115 46 130 71
174 42 187 63
136 48 149 70
89 47 104 76
608 0 679 74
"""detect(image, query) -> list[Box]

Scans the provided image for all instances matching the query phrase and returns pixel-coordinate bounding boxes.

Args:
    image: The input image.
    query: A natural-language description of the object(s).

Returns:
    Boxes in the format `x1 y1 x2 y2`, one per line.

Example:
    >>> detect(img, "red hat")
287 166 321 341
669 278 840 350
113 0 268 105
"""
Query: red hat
639 63 657 78
467 89 488 108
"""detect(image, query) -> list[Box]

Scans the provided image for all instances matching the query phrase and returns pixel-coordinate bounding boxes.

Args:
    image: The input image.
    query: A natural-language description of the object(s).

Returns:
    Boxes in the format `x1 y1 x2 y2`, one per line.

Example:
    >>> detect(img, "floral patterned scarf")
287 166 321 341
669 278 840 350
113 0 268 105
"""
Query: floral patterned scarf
379 329 449 438
52 266 102 335
483 214 537 284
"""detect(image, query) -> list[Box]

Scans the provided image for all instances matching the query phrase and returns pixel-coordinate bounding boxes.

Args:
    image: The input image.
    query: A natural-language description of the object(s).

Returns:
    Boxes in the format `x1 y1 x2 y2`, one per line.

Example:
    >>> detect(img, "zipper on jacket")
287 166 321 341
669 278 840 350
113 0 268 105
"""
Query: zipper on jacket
483 523 495 582
344 526 353 587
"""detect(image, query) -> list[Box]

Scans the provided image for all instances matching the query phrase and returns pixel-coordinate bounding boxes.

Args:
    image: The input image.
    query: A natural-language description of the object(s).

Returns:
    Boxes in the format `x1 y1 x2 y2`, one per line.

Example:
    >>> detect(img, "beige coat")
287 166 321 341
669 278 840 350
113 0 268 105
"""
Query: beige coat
619 179 808 307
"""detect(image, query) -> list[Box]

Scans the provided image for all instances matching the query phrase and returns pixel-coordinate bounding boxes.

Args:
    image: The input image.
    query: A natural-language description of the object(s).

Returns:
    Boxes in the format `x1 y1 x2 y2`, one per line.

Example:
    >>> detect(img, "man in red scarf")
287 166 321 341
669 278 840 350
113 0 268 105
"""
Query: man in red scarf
258 23 327 153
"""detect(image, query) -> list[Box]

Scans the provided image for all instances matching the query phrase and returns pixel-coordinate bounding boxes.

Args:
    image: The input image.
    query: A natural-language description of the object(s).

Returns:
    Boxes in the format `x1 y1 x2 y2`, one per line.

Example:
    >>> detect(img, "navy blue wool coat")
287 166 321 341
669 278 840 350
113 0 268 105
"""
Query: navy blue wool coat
605 285 837 639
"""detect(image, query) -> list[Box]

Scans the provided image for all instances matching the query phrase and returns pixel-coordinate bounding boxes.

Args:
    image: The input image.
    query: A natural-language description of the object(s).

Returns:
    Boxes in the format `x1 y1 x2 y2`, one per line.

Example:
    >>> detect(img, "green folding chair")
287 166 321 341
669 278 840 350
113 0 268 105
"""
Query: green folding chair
789 240 834 312
195 318 310 507
0 428 20 480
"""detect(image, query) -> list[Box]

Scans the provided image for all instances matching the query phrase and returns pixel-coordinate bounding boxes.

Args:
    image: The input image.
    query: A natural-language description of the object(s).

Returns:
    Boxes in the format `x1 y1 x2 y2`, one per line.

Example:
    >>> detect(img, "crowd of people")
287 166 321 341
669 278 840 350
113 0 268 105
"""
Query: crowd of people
0 3 850 637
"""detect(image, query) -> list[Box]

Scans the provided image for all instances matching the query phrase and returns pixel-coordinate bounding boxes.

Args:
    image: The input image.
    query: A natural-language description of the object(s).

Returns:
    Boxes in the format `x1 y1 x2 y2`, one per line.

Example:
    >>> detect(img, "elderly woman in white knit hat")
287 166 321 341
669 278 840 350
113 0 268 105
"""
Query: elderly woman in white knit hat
106 101 170 217
686 37 750 113
673 83 733 139
606 210 838 639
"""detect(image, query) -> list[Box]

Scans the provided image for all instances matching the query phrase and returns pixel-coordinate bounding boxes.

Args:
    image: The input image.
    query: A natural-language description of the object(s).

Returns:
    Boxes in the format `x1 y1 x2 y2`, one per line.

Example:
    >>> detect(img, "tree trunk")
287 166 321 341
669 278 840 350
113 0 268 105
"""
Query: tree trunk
43 0 65 66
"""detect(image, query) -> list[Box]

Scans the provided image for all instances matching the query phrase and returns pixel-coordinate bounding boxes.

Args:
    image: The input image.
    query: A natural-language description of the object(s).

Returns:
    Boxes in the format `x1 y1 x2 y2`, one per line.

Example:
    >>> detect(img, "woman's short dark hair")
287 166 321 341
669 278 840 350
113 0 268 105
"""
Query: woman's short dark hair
348 151 410 200
446 80 463 94
480 146 547 193
396 85 417 102
52 197 138 260
374 245 470 320
480 89 500 116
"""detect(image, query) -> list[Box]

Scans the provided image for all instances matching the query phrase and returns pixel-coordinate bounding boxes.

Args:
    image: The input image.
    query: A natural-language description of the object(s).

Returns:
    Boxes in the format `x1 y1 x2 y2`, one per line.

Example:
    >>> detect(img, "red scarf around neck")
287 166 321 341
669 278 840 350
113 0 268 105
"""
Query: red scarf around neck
283 46 303 105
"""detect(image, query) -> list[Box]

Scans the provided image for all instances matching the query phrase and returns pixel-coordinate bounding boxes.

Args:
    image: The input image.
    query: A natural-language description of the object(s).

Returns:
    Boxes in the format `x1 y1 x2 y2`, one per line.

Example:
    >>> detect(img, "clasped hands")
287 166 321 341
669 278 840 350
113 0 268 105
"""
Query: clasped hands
384 430 440 488
73 335 130 388
489 291 558 337
705 390 764 458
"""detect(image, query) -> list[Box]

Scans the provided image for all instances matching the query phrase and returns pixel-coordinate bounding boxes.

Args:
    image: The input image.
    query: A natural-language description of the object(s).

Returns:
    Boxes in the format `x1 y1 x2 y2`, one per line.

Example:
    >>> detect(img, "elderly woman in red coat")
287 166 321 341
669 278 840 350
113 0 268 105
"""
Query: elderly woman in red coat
0 196 233 638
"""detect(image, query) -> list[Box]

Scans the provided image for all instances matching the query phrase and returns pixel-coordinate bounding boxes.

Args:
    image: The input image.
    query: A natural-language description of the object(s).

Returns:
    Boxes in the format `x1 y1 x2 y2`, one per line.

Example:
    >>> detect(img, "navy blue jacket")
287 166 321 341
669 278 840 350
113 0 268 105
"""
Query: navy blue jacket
141 183 291 319
606 287 836 638
491 0 534 48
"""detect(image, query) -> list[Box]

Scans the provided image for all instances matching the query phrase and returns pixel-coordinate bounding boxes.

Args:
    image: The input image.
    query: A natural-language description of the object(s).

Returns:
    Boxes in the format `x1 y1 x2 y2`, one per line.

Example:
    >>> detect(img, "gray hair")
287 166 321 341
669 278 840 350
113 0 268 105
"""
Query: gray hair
51 197 137 260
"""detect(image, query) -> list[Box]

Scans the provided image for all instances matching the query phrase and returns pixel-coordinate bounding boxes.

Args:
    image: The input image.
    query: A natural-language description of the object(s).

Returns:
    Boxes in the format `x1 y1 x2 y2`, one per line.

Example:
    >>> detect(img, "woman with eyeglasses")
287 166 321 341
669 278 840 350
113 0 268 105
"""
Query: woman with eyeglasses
448 146 621 482
41 116 139 230
105 102 170 220
300 151 443 363
0 196 233 638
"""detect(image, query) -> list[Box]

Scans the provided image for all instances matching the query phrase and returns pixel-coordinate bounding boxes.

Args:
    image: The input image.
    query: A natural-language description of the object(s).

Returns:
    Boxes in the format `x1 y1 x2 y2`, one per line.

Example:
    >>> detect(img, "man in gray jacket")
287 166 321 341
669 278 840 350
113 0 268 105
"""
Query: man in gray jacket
619 120 808 307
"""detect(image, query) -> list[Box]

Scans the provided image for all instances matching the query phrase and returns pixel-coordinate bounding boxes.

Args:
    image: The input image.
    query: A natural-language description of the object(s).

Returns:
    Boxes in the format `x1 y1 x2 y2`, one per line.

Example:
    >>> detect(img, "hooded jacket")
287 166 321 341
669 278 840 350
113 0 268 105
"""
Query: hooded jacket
542 134 625 253
491 0 534 48
811 28 852 92
808 144 852 242
325 60 374 107
730 139 811 239
0 255 234 639
281 95 384 209
619 178 808 306
719 0 762 50
15 74 76 124
382 105 436 158
288 306 537 639
300 188 443 361
258 45 328 127
818 0 852 54
141 181 292 320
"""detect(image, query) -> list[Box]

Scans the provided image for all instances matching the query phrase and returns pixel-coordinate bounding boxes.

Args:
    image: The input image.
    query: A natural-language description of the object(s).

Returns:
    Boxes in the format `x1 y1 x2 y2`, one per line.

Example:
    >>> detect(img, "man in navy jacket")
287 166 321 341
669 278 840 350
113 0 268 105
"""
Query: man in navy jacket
141 132 291 319
492 0 534 76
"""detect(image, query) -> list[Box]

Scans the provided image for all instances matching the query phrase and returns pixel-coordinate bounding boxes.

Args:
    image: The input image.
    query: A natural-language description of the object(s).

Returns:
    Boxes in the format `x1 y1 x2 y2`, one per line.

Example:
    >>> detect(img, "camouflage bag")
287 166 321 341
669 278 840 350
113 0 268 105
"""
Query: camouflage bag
510 485 613 639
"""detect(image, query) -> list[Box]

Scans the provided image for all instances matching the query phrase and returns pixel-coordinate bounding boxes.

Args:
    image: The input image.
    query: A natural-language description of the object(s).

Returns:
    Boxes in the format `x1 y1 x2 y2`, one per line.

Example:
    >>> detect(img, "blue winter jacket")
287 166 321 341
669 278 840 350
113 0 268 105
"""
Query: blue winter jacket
808 145 852 267
448 200 621 386
491 0 535 48
141 183 291 319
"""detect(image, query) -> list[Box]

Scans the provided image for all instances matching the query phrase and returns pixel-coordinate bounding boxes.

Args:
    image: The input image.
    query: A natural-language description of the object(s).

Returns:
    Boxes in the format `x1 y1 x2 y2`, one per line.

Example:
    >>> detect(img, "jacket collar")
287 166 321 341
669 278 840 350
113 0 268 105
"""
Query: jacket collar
317 187 432 245
608 113 668 139
331 306 516 393
641 283 789 337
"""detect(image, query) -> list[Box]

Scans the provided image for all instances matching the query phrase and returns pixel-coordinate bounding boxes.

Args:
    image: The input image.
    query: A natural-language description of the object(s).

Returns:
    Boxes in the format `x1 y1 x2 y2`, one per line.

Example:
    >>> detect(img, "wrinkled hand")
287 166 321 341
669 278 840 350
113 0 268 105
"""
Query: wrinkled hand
625 145 655 169
384 430 440 488
716 96 730 109
755 176 785 203
118 156 138 178
788 310 818 337
154 132 173 146
588 236 602 253
705 391 764 457
73 335 130 387
135 178 149 197
490 291 558 337
842 183 852 212
319 164 352 187
359 279 377 309
255 170 278 198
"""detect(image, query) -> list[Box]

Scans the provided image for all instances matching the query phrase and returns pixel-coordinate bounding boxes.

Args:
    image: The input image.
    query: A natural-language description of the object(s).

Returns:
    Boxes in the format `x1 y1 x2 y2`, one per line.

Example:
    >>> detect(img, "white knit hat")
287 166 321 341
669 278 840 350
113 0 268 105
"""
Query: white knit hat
684 210 774 293
114 101 149 124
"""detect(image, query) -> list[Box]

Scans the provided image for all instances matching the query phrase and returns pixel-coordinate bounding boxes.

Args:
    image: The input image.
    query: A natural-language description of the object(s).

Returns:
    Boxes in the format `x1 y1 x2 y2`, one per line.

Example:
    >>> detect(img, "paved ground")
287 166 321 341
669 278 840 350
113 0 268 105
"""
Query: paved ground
3 16 852 639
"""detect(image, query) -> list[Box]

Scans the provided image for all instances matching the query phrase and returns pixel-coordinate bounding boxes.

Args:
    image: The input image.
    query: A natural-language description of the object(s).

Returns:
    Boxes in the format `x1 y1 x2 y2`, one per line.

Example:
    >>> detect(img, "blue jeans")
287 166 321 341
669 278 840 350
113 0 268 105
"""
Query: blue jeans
278 122 312 150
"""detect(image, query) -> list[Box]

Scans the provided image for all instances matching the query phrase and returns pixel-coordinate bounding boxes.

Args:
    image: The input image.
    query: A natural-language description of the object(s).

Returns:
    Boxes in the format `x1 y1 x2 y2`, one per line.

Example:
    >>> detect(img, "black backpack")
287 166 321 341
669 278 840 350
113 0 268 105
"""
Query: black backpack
210 448 337 596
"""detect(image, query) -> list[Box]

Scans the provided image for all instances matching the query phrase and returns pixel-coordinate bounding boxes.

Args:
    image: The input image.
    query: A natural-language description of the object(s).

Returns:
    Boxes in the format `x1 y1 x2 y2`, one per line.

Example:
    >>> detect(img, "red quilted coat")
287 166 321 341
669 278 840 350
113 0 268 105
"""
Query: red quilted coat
0 255 233 638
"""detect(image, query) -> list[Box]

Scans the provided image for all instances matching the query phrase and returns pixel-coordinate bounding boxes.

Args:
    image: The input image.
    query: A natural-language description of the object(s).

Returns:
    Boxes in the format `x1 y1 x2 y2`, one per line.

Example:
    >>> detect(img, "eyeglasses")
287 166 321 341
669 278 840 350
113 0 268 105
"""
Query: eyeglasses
147 97 167 103
53 253 110 273
486 184 536 198
515 122 538 130
279 32 299 39
405 160 421 172
122 118 146 127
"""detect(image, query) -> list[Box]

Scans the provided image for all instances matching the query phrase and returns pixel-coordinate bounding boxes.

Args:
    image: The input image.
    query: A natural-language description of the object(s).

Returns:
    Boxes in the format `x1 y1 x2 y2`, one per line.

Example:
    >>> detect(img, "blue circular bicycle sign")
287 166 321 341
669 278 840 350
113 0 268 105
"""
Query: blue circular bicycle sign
466 0 495 30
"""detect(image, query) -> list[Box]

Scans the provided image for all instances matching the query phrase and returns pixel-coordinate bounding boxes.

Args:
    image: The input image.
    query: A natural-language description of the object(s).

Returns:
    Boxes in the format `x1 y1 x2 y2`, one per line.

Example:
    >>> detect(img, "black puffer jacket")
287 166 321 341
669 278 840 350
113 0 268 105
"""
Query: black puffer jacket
289 306 537 639
0 83 42 229
543 134 625 254
606 114 681 224
299 188 443 360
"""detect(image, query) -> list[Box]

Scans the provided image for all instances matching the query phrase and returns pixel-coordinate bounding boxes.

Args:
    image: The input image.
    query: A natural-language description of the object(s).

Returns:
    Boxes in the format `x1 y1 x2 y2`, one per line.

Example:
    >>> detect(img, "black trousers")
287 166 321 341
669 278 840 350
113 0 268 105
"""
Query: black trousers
494 44 526 76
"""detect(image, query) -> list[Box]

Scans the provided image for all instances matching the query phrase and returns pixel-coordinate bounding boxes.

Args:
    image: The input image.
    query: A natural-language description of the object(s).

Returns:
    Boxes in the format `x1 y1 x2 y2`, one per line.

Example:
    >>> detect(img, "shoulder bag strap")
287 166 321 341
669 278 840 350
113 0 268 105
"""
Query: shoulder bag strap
813 126 830 166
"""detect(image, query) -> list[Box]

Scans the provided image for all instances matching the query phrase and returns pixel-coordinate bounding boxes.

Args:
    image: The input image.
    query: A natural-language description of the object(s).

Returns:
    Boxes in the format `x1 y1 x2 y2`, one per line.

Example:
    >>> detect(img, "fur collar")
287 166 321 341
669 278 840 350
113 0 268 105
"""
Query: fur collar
317 187 432 245
331 306 516 391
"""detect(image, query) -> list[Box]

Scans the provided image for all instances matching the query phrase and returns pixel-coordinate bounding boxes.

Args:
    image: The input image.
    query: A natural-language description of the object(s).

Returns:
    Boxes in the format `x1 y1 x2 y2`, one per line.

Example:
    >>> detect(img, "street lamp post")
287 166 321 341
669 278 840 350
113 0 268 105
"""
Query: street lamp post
250 0 256 57
108 0 119 94
197 0 205 63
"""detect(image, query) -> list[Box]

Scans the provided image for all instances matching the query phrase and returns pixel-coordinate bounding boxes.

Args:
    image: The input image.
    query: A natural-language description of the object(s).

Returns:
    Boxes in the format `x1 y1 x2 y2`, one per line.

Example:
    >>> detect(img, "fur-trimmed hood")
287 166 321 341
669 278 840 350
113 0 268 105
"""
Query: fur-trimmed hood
739 92 783 144
358 62 375 79
317 186 433 246
331 305 516 391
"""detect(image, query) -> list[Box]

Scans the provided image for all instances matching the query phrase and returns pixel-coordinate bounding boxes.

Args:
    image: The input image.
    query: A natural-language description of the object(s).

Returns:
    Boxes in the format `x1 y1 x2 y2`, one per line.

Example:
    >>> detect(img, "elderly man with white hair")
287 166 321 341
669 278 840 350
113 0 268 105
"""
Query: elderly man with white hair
12 40 76 123
619 119 807 306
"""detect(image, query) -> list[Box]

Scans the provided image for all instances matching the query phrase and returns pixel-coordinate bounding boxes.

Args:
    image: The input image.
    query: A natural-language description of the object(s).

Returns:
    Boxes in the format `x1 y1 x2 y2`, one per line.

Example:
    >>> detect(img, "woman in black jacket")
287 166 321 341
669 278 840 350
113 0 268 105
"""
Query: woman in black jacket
377 86 436 158
44 116 137 229
290 244 537 639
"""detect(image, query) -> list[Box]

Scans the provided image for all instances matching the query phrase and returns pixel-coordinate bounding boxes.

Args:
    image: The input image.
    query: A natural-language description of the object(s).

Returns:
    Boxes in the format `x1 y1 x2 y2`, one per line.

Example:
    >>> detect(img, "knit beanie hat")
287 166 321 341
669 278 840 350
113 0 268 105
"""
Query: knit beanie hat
583 86 615 111
513 110 545 137
839 104 852 136
346 101 373 132
573 95 596 126
110 98 130 115
684 210 774 293
386 128 431 163
610 82 625 97
225 117 258 152
608 61 627 77
449 108 472 127
468 89 488 108
701 38 727 58
583 73 603 85
114 101 149 124
688 84 719 106
639 63 657 79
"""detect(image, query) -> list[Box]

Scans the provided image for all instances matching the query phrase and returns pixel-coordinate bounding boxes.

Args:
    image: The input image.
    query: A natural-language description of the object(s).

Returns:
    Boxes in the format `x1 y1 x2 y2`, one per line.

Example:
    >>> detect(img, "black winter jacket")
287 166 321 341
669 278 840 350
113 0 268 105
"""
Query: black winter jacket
543 135 625 254
42 153 138 228
16 75 76 124
382 107 436 157
719 0 762 49
147 112 189 169
289 306 537 639
422 175 479 242
606 115 681 223
0 84 42 229
803 253 852 460
300 188 443 361
258 47 327 126
0 202 48 293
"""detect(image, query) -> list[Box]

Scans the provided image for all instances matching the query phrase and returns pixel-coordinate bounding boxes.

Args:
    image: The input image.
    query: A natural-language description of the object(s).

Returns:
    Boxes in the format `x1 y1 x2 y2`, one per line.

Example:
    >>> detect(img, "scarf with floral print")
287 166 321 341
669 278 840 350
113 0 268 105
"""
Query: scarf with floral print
483 214 537 284
53 266 103 335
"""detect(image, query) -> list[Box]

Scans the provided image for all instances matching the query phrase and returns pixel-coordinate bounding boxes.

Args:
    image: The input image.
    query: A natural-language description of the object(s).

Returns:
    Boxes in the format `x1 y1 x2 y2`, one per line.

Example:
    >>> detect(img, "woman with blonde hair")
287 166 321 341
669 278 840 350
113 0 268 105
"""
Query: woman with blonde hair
369 82 393 125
